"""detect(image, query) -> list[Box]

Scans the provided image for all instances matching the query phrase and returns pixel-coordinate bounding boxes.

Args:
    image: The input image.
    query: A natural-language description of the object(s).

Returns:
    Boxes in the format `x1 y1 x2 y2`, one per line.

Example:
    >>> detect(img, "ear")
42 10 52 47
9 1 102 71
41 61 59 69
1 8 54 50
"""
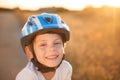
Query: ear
25 46 33 60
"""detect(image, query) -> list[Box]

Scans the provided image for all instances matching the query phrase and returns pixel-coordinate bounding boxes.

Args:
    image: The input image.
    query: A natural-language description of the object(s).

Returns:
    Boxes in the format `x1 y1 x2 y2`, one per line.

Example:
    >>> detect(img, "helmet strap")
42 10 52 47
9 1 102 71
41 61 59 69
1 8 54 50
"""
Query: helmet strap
29 42 64 73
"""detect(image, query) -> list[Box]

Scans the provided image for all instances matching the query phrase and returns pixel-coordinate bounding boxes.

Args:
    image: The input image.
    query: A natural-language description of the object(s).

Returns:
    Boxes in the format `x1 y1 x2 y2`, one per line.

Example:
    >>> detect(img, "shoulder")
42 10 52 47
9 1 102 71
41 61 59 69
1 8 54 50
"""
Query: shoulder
55 60 72 80
16 62 38 80
61 60 72 71
16 68 35 80
59 60 72 74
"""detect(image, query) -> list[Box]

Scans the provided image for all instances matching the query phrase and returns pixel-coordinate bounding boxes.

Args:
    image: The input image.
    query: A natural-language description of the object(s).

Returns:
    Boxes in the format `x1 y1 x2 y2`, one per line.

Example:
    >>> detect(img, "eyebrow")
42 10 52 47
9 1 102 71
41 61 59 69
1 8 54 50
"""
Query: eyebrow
38 38 62 42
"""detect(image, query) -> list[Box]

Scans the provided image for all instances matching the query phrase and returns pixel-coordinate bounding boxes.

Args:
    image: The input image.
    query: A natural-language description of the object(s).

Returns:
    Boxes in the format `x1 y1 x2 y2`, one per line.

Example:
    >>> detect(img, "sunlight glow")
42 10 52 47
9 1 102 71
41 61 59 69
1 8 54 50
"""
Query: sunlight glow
90 0 120 8
0 0 120 10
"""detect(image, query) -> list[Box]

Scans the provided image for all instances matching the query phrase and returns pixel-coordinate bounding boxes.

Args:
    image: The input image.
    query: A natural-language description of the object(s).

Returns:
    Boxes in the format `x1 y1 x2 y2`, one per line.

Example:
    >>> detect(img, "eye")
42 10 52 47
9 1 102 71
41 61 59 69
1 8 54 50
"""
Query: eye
54 42 62 45
39 44 46 47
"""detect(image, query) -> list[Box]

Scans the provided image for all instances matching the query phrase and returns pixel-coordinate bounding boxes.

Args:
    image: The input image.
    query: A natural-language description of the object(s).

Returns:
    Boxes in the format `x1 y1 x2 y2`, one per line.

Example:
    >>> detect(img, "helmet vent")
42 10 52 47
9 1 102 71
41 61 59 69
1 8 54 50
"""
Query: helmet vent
28 21 34 26
61 20 64 24
45 17 51 22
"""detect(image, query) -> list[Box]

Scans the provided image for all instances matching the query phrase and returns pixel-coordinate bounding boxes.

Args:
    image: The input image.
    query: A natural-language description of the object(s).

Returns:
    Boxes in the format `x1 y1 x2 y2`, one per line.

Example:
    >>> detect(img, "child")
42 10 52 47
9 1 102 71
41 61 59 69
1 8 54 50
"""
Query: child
16 13 72 80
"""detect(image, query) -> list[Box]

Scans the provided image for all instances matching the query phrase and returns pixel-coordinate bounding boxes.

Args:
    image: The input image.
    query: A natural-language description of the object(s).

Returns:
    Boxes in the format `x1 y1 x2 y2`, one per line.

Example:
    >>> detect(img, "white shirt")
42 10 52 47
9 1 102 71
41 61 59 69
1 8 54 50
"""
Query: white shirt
16 60 72 80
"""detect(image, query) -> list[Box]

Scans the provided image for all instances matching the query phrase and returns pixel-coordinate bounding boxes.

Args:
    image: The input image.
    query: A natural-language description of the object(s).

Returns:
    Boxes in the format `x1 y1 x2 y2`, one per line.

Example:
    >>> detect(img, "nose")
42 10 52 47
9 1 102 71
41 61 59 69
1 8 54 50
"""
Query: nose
48 44 56 52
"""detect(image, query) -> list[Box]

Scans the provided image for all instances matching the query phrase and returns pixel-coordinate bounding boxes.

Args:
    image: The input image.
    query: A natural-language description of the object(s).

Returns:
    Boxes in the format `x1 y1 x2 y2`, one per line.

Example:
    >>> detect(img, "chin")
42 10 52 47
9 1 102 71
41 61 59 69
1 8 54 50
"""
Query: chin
46 61 61 67
47 64 59 68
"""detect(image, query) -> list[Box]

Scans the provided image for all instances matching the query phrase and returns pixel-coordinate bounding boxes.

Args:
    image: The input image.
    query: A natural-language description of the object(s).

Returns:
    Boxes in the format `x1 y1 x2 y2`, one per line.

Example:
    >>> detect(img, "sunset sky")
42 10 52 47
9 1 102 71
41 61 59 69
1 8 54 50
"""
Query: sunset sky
0 0 120 10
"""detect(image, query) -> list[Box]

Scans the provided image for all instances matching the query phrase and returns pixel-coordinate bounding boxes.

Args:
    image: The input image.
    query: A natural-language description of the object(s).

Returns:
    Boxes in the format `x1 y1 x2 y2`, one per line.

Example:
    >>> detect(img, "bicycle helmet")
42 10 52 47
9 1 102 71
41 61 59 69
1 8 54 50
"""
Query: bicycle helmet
20 13 70 49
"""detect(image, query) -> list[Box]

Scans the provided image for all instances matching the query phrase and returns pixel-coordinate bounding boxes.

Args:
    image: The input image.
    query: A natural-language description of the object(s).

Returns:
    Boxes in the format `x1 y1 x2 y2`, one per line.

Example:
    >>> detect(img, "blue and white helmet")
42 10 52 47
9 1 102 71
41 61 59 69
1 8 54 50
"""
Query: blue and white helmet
20 13 70 49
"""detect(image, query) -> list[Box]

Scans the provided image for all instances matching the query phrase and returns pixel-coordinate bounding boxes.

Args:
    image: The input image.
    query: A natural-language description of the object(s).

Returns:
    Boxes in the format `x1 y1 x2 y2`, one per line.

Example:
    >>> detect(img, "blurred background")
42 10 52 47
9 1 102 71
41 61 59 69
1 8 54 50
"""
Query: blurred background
0 0 120 80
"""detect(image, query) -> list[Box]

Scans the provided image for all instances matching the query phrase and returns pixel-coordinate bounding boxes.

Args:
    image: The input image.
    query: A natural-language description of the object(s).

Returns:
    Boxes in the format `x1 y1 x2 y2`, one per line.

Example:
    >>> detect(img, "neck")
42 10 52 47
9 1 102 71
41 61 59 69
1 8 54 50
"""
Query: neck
42 71 55 80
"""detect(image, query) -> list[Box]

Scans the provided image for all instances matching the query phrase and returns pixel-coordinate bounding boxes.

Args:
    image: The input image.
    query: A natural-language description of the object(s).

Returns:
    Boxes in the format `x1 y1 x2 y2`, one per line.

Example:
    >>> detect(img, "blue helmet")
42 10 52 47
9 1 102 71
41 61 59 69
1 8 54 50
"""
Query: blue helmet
20 13 70 49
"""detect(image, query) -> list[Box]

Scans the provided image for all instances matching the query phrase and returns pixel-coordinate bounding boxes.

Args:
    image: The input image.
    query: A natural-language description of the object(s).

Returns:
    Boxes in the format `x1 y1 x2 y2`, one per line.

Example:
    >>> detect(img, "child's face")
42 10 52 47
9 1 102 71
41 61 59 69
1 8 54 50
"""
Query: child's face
33 33 64 67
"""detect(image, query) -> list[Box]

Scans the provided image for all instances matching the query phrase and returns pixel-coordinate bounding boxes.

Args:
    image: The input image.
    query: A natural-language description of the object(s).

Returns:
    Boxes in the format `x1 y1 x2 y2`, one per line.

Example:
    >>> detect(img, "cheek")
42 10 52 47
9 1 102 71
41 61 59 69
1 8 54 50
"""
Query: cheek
35 51 45 62
34 47 45 59
57 46 65 55
57 47 64 63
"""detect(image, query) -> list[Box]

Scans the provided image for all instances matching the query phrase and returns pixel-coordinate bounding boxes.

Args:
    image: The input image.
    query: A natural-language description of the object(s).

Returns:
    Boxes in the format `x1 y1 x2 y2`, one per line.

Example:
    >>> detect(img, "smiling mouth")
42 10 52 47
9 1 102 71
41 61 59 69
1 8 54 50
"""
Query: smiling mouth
46 55 59 60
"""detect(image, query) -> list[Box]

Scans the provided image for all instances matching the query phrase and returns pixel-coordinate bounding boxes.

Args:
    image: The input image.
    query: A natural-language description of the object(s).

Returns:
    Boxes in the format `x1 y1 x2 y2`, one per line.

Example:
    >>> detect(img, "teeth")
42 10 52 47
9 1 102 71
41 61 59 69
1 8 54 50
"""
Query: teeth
47 55 58 59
